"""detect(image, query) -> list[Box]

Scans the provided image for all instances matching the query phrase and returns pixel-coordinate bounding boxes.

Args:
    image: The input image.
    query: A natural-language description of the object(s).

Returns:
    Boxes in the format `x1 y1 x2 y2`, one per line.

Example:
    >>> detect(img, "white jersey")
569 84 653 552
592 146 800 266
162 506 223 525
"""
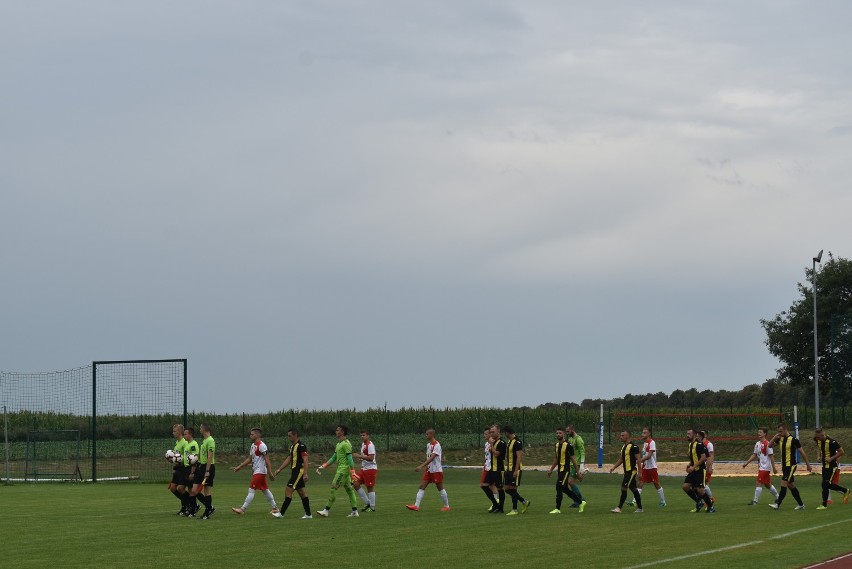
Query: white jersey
754 439 774 471
251 440 269 475
484 440 492 470
642 438 657 470
426 440 443 473
360 441 377 470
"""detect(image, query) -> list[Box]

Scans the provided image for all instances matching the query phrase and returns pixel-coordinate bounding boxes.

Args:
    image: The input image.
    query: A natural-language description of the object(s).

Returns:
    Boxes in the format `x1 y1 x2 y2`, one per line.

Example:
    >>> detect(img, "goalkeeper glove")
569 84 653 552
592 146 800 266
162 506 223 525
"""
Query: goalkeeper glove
350 469 360 484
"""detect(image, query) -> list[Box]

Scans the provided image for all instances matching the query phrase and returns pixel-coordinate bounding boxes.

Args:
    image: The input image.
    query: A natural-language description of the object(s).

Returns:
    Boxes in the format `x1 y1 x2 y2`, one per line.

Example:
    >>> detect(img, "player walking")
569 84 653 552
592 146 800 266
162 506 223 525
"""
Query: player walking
637 427 666 507
814 428 850 509
682 428 714 514
546 428 584 514
167 424 190 515
742 427 778 505
768 423 811 510
316 424 360 518
353 429 378 512
565 425 587 508
503 426 530 515
406 428 450 511
272 428 313 519
231 427 279 516
189 423 216 519
609 430 643 513
480 427 500 511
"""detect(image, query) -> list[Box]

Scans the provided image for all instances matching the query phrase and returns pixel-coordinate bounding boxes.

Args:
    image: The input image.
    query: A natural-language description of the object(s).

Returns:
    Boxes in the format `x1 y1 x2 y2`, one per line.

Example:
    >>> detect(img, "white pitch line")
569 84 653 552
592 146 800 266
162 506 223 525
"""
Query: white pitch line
625 518 852 569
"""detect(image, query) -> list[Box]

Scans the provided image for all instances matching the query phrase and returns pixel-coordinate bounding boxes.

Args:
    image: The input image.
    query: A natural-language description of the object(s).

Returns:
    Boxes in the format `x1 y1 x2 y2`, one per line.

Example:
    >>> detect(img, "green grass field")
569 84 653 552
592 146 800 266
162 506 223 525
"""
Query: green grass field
2 465 850 568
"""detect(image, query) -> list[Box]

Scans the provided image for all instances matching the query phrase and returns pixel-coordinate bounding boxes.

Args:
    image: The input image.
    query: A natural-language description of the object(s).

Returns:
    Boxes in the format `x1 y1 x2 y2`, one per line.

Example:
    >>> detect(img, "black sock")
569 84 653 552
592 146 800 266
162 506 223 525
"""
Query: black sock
562 485 580 504
507 489 519 509
618 490 627 508
482 486 498 506
281 496 292 513
633 489 643 509
171 489 183 502
498 489 505 509
555 485 564 509
703 492 712 507
302 496 311 515
790 487 803 506
777 486 787 504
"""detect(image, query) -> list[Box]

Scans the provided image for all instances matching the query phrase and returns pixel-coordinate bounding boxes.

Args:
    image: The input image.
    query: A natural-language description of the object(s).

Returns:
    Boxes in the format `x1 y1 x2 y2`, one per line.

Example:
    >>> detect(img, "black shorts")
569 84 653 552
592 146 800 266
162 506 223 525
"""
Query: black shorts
621 470 638 489
196 464 216 487
684 469 705 488
505 470 522 487
557 469 571 486
172 465 191 486
484 470 504 488
781 465 797 483
822 466 838 484
287 468 307 490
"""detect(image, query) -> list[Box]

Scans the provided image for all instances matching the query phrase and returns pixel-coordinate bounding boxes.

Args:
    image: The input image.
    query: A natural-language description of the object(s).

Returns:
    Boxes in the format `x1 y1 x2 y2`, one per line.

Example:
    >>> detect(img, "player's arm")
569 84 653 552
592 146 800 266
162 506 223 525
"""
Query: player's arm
232 455 252 473
829 444 844 464
769 449 777 473
274 455 292 476
639 448 655 465
317 452 337 474
417 451 439 472
346 452 359 482
514 449 523 474
575 437 586 468
360 446 376 462
203 448 214 483
742 453 757 468
301 451 309 481
264 454 275 480
547 452 559 477
797 444 812 471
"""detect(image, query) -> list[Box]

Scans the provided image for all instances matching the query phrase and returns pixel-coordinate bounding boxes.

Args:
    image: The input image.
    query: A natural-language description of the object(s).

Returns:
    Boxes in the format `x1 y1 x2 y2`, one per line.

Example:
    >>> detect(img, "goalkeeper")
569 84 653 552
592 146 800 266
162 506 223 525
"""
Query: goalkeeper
566 425 587 507
315 424 361 518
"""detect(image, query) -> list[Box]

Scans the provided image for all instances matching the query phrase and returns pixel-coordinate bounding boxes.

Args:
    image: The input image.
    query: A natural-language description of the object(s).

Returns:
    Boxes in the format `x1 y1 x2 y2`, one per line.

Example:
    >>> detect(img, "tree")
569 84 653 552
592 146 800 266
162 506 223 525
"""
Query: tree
760 253 852 404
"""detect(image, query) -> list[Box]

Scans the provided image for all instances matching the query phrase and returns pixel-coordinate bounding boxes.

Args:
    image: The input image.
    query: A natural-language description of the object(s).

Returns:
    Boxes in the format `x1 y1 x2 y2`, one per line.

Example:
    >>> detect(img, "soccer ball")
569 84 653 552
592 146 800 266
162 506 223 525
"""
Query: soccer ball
172 453 182 464
187 453 198 465
165 450 176 461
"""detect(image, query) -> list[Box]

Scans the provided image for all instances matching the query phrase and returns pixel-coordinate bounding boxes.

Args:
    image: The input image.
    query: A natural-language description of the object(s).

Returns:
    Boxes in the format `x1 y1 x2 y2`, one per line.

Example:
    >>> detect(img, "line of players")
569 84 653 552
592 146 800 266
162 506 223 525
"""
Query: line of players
169 421 850 519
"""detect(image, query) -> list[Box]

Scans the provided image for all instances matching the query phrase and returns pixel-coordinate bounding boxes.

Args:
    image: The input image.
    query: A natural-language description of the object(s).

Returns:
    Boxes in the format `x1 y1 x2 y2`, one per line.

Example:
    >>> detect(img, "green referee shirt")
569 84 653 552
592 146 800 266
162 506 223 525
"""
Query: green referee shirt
200 436 216 465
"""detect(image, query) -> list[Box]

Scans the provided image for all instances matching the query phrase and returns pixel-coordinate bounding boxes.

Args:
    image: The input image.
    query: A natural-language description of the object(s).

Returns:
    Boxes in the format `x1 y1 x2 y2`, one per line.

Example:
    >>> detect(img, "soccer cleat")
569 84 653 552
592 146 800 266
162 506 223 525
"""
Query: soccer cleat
659 501 667 508
844 489 851 505
440 506 451 512
506 510 519 516
568 503 579 508
689 503 704 513
489 508 504 514
301 514 313 519
769 503 779 510
626 499 636 507
611 507 621 513
200 507 216 520
176 508 185 516
747 501 757 506
578 501 587 513
487 505 496 512
361 505 372 512
549 508 561 514
316 508 330 517
634 509 643 513
270 510 283 518
521 500 531 514
816 505 828 510
231 507 245 515
794 504 806 510
405 505 420 511
347 510 360 517
706 506 716 513
827 499 834 505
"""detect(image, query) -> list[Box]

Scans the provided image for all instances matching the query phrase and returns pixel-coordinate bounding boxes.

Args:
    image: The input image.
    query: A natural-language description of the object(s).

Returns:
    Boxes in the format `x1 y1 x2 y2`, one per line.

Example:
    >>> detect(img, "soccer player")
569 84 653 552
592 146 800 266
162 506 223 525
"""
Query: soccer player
682 428 715 513
406 428 450 511
742 427 778 505
480 427 500 510
352 429 377 512
637 427 666 507
189 423 216 519
503 425 530 515
231 427 279 516
814 428 850 509
565 424 587 508
272 428 313 519
698 430 715 502
484 424 506 513
768 422 811 510
167 424 189 515
315 424 360 518
546 428 584 513
181 427 201 516
609 430 643 513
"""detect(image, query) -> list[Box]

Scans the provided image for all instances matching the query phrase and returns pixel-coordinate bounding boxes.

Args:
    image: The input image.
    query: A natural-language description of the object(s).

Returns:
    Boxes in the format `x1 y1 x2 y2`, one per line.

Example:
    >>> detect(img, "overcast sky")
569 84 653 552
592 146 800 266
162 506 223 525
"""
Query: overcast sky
2 2 850 413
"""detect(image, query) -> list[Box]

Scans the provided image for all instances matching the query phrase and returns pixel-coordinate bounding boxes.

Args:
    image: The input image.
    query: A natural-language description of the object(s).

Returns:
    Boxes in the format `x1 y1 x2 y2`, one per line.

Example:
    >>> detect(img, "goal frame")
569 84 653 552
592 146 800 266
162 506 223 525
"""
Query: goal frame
25 429 83 482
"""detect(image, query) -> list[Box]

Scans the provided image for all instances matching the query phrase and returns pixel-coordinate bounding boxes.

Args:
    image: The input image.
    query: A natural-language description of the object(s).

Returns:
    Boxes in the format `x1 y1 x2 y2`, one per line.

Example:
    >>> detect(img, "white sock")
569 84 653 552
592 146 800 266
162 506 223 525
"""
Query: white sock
439 489 449 507
770 485 779 498
415 489 425 507
638 488 643 495
263 489 277 509
657 487 666 502
705 485 713 498
754 487 763 502
368 491 376 508
357 487 369 505
242 489 256 511
493 492 499 503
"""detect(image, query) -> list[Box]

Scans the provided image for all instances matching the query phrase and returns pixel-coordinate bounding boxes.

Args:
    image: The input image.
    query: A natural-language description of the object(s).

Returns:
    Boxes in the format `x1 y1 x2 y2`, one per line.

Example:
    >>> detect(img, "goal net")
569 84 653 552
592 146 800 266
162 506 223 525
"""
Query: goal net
25 430 83 482
1 359 186 482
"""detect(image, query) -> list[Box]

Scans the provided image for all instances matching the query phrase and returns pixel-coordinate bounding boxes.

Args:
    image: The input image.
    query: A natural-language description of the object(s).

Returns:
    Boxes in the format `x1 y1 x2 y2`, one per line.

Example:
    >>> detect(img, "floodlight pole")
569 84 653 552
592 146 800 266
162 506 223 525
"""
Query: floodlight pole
813 250 823 428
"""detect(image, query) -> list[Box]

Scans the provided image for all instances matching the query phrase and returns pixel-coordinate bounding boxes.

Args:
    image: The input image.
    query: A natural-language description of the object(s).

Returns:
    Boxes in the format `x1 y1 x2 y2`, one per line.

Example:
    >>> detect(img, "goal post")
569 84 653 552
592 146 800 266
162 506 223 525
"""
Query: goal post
0 359 187 483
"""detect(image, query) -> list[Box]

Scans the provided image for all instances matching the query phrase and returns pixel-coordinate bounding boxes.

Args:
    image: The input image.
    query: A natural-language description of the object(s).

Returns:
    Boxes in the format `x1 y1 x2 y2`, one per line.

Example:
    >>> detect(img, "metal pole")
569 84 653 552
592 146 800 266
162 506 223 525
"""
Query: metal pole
813 251 823 427
4 406 10 484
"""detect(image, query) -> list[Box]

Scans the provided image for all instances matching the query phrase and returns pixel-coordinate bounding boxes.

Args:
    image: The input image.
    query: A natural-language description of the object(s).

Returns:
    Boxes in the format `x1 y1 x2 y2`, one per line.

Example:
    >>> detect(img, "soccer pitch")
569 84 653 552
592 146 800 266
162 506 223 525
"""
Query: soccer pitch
2 467 850 568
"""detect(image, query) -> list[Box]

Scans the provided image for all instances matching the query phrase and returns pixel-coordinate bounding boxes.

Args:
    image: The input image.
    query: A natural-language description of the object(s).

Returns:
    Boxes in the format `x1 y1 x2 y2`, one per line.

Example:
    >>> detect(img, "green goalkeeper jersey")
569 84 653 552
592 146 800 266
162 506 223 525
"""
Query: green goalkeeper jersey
327 439 354 472
568 434 585 465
